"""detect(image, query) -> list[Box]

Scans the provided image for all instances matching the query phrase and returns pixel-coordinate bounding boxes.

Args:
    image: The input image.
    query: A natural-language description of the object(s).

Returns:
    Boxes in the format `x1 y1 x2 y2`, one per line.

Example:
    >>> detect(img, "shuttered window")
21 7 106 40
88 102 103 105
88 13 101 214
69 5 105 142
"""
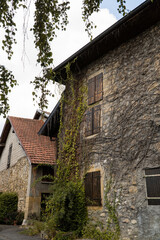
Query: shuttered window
93 105 101 134
145 167 160 205
85 171 101 206
85 108 93 137
85 106 101 137
7 144 12 169
95 73 103 102
88 78 95 105
88 73 103 105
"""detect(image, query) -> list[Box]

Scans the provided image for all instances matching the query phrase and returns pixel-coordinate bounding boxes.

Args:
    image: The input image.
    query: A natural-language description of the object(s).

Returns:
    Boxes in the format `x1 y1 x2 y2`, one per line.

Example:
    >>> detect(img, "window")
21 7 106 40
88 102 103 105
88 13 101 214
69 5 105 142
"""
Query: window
41 193 50 214
85 171 101 206
145 167 160 205
88 73 103 105
42 166 54 182
7 144 12 169
85 105 101 137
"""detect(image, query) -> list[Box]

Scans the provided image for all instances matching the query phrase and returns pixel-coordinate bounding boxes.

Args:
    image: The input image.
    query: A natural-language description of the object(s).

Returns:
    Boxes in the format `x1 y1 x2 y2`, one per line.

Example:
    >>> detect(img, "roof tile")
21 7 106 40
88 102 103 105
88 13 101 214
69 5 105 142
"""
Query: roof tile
9 116 56 165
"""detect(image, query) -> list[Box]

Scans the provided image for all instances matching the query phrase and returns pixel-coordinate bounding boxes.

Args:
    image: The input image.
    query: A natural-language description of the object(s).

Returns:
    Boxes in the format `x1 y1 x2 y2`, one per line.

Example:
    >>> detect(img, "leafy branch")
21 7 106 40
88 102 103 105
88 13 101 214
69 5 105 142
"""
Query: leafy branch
0 65 17 117
0 0 129 116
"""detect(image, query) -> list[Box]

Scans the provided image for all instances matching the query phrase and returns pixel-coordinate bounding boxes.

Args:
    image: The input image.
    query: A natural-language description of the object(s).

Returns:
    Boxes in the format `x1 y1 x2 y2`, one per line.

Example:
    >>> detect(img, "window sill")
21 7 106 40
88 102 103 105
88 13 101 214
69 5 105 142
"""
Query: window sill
87 206 103 211
41 181 53 184
85 133 99 139
146 197 160 199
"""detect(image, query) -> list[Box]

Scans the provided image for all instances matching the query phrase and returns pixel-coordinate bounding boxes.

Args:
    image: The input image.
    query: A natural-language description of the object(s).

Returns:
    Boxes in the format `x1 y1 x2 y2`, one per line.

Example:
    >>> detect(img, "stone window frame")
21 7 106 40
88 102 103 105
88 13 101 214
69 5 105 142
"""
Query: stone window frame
84 165 104 210
144 167 160 205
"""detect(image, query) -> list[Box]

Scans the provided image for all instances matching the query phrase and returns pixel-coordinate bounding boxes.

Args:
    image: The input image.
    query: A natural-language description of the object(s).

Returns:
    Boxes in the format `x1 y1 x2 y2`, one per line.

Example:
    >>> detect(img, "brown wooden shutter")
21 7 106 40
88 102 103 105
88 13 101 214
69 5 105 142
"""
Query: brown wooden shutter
146 176 160 198
93 105 101 134
85 172 93 205
92 171 101 206
85 108 93 136
145 168 160 205
85 171 101 206
145 168 160 175
95 73 103 102
88 77 95 105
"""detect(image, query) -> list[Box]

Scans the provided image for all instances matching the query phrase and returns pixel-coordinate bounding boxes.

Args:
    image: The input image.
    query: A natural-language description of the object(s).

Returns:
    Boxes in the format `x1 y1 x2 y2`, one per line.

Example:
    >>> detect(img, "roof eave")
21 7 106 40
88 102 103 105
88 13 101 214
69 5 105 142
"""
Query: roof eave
53 0 160 81
38 100 60 136
0 118 11 144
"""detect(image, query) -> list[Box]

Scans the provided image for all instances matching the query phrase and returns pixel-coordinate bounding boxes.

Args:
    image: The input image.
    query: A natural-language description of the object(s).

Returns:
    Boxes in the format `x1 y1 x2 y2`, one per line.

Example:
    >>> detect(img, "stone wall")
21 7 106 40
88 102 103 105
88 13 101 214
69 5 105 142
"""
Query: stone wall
63 20 160 239
0 126 54 219
0 157 30 211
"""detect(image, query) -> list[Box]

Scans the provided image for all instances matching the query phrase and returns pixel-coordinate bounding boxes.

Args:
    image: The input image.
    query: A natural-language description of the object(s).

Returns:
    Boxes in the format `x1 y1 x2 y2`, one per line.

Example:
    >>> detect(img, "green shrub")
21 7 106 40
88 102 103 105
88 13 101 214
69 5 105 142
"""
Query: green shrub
16 211 24 225
21 220 45 236
82 220 119 240
4 211 17 225
42 216 56 239
45 180 87 236
0 192 20 224
54 231 76 240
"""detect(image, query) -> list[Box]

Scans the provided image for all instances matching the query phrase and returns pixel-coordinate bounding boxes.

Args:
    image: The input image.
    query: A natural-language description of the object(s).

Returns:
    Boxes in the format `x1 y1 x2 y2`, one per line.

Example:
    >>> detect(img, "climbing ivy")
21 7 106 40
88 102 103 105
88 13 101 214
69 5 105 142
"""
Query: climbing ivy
56 62 87 182
0 65 17 117
40 64 88 239
104 178 120 240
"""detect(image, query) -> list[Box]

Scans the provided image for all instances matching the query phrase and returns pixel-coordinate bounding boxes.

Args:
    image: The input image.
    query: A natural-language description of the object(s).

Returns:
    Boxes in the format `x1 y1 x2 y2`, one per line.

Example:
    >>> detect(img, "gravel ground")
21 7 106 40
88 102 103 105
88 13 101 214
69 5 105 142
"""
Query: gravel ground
0 225 42 240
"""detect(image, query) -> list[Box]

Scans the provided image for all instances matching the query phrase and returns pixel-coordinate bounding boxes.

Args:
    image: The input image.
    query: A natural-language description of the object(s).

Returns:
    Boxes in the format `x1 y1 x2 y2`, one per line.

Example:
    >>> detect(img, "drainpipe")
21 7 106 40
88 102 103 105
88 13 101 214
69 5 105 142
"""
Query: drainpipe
22 157 32 225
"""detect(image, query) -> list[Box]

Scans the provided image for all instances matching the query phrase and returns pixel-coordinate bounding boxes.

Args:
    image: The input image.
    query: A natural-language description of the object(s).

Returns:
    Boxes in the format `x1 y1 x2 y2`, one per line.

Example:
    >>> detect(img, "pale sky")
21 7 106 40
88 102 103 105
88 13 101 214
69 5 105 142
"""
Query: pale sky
0 0 145 134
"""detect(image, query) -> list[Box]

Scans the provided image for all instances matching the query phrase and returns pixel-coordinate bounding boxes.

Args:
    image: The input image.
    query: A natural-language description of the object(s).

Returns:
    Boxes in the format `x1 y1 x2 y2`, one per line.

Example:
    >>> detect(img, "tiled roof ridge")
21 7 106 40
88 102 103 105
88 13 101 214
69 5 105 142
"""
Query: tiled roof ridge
9 116 43 122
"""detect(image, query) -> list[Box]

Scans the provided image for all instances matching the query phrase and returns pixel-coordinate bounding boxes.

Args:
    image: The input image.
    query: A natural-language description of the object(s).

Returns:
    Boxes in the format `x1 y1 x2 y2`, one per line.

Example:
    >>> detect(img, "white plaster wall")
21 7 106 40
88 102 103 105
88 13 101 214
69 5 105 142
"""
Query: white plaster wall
0 127 26 171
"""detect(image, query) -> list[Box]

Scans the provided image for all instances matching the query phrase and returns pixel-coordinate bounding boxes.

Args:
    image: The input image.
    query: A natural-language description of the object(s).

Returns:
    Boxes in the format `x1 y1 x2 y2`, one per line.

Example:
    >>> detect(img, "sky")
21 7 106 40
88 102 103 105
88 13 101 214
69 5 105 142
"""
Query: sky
101 0 145 19
0 0 145 134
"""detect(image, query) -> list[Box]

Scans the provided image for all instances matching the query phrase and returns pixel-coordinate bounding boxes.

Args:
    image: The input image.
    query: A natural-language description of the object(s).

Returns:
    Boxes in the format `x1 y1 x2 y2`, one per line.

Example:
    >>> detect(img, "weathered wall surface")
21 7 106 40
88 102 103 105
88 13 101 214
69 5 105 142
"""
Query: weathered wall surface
0 157 29 211
0 127 26 171
64 21 160 240
0 126 54 219
0 127 29 212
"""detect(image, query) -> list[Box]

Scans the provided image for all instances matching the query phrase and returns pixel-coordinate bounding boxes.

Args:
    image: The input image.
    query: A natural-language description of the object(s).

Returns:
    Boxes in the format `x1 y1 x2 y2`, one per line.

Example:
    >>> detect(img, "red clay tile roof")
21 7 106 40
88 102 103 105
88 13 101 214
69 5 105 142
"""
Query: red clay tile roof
8 116 56 165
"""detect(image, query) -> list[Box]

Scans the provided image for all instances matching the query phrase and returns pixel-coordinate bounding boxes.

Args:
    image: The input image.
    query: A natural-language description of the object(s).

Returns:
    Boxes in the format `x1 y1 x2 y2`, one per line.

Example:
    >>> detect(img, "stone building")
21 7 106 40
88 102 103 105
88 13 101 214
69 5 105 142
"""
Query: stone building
39 0 160 239
0 115 57 221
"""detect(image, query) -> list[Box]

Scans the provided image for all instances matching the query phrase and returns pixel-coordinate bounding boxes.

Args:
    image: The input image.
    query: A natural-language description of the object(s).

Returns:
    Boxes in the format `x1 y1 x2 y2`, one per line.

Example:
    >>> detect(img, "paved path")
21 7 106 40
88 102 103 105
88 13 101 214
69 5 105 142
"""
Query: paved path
0 225 42 240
